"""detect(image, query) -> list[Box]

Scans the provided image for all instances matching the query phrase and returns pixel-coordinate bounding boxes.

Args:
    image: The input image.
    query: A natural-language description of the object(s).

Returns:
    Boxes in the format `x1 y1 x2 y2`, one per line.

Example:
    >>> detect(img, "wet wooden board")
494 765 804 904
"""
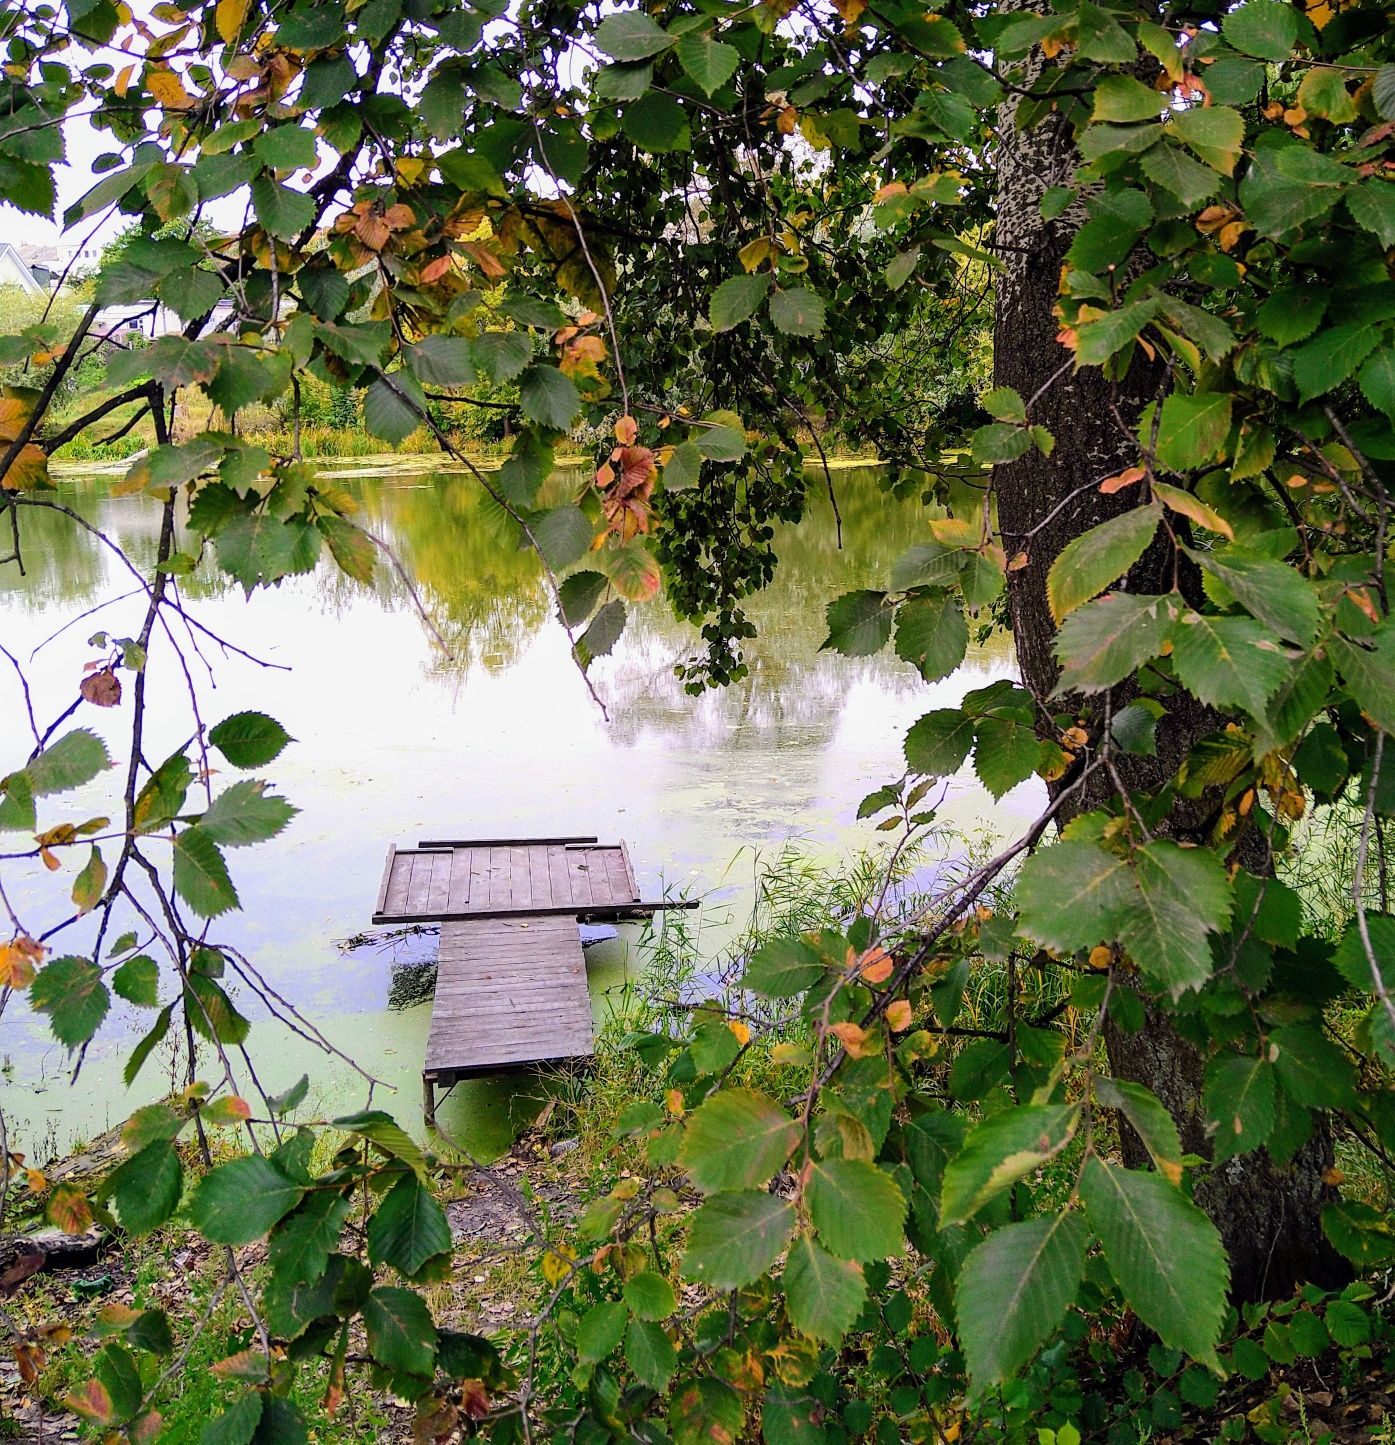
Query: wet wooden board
374 840 649 923
424 916 593 1083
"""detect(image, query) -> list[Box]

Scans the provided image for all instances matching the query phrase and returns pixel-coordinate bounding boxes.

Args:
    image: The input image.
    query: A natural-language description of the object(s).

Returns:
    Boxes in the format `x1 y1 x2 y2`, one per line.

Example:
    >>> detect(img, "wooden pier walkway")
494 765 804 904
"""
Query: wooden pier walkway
371 835 694 1123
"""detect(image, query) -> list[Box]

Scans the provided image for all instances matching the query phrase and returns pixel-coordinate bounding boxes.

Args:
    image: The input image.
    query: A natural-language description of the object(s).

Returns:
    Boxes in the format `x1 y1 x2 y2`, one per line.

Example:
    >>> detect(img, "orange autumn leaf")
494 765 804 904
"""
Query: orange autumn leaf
0 941 36 989
885 999 913 1032
728 1019 751 1046
601 446 657 540
1099 465 1146 495
856 945 893 985
828 1020 873 1057
614 414 638 445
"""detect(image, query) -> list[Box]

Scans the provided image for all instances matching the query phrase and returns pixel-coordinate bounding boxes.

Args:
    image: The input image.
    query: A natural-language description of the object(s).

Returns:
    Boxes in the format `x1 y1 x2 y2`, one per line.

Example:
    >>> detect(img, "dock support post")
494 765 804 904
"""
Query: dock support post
422 1074 436 1130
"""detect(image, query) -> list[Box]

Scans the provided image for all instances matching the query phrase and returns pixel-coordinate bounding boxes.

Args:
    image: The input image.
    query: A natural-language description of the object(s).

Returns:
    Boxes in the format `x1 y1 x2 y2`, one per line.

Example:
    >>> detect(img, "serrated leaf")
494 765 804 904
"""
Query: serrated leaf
743 934 828 997
333 1109 428 1174
1202 1054 1275 1162
1153 392 1232 471
1047 504 1161 625
625 1318 678 1392
198 780 297 848
957 1212 1087 1397
1221 0 1298 60
368 1172 452 1277
250 176 315 238
1170 613 1291 716
1053 592 1178 693
519 364 581 431
904 708 975 776
365 1286 437 1378
783 1234 866 1344
172 827 240 919
1081 1159 1228 1368
807 1159 906 1261
940 1105 1079 1226
769 288 827 338
26 729 110 796
1193 549 1319 646
623 92 690 152
190 1156 304 1244
679 1089 798 1193
709 274 770 332
30 956 110 1046
683 1191 795 1289
1120 840 1233 997
676 33 739 96
113 955 159 1007
101 1141 182 1235
894 592 968 681
1016 840 1131 955
595 10 674 60
364 373 424 444
208 711 292 768
821 590 892 656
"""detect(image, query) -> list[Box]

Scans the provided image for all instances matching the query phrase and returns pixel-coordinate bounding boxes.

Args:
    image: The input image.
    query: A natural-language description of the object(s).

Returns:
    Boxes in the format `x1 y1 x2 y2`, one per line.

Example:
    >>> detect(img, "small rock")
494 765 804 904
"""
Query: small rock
550 1138 580 1158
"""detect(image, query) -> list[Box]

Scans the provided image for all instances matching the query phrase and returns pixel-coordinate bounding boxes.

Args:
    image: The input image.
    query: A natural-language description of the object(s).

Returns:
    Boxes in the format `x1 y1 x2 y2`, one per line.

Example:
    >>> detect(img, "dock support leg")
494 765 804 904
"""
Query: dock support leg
422 1075 436 1130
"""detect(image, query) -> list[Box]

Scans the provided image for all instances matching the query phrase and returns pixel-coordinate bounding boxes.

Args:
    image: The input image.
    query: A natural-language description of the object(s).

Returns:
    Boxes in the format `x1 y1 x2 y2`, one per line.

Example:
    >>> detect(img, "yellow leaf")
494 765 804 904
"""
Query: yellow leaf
738 236 774 272
885 999 913 1032
2 443 48 492
114 63 134 96
1152 480 1234 540
146 67 196 110
728 1020 751 1046
0 941 36 989
215 0 250 43
541 1245 576 1283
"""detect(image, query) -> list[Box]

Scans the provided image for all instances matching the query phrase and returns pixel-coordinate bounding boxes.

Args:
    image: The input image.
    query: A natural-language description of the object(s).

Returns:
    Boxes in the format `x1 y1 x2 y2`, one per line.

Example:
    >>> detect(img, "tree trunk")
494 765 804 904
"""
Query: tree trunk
991 89 1346 1301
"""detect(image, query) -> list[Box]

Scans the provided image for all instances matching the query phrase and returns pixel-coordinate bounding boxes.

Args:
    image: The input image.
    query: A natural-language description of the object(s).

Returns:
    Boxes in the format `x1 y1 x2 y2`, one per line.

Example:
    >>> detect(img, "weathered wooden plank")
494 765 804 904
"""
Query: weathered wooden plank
528 845 552 909
426 851 451 914
405 853 434 914
469 848 490 913
568 847 594 907
618 839 640 902
374 845 398 916
489 845 512 911
508 845 530 909
383 899 700 924
384 850 412 916
424 917 593 1078
603 848 632 906
547 845 573 910
446 849 472 913
417 835 598 848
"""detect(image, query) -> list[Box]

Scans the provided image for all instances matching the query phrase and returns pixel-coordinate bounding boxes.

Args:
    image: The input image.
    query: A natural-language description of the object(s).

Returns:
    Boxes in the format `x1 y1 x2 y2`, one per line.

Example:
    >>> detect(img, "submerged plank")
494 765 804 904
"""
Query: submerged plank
424 916 593 1081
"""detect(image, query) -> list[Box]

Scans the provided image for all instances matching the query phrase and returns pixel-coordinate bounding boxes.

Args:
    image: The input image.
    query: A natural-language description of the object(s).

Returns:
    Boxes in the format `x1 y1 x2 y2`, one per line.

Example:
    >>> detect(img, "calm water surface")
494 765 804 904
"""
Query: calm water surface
1 462 1040 1159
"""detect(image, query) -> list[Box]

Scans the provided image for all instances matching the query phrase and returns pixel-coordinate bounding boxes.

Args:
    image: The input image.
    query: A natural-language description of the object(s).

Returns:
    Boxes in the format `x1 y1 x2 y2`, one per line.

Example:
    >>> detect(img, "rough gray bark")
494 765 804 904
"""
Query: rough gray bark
991 87 1346 1302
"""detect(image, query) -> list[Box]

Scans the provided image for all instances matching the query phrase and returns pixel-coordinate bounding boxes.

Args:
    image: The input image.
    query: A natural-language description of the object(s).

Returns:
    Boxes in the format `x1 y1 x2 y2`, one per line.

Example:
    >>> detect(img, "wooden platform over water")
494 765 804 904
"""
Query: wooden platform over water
370 834 694 1123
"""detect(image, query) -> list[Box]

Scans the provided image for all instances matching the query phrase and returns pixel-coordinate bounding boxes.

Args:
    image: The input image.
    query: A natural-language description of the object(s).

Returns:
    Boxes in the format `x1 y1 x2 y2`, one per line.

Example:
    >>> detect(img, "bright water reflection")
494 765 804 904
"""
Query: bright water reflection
1 462 1041 1158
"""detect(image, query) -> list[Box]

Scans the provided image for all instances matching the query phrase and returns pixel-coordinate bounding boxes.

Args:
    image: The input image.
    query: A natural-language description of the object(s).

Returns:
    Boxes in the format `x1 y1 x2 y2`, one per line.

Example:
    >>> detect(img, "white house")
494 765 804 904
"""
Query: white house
0 242 49 297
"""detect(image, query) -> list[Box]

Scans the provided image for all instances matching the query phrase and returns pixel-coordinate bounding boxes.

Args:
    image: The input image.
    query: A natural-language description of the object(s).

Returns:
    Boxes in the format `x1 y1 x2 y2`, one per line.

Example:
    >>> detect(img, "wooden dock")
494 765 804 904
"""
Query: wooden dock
371 835 695 1123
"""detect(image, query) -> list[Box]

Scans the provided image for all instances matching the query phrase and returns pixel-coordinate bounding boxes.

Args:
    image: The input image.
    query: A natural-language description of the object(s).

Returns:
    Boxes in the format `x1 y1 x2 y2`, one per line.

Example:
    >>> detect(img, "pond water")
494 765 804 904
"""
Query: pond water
1 461 1041 1160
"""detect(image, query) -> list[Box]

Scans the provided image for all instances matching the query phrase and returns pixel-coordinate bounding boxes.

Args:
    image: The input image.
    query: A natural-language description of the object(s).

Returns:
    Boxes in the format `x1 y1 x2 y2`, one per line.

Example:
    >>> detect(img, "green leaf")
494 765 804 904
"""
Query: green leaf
368 1172 452 1278
1360 350 1395 426
1170 613 1291 716
1141 142 1220 205
623 93 690 152
821 590 892 656
1331 626 1395 734
1047 504 1161 625
250 176 315 238
1269 1023 1356 1109
364 1286 437 1378
709 274 770 332
1222 0 1299 61
1092 76 1163 123
679 1089 799 1192
254 125 317 172
1080 1159 1228 1368
1053 592 1178 693
904 709 975 776
518 365 581 431
200 1393 263 1445
894 593 968 681
1119 840 1233 997
575 598 626 667
1292 323 1381 404
269 1189 353 1288
783 1234 867 1344
676 33 739 96
769 288 827 338
332 1109 428 1175
209 712 292 768
173 827 240 919
1203 1055 1275 1161
807 1159 906 1262
595 10 674 60
1168 105 1245 175
113 955 159 1008
1194 550 1320 646
557 570 608 626
190 1157 305 1244
124 1005 173 1086
625 1318 678 1392
1095 1079 1184 1182
1347 183 1395 249
683 1191 795 1289
407 336 476 387
1111 699 1162 756
1153 392 1232 471
973 716 1047 800
364 374 425 444
624 1270 677 1321
27 729 110 796
1016 840 1131 955
743 934 828 998
1333 912 1395 994
957 1212 1087 1396
576 1300 627 1363
319 515 376 585
101 1141 182 1235
198 780 297 848
30 956 109 1047
940 1105 1079 1226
